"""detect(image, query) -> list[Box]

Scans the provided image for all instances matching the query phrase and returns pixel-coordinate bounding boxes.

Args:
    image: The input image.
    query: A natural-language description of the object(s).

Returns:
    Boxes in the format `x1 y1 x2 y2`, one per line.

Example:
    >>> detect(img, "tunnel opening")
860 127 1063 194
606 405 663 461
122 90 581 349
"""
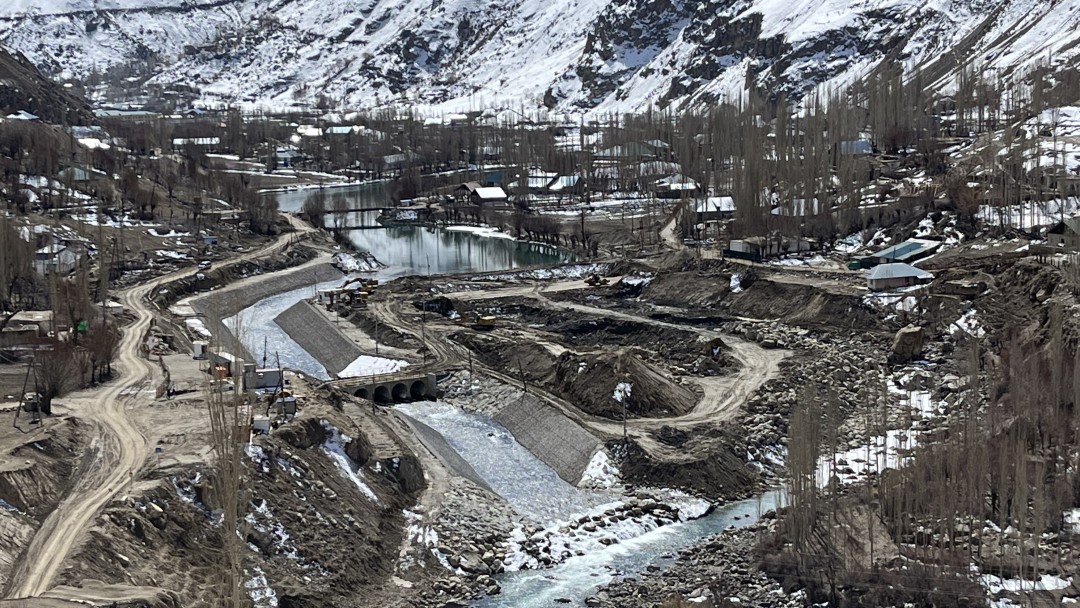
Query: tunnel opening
374 385 391 403
355 388 370 400
392 383 409 401
410 380 427 400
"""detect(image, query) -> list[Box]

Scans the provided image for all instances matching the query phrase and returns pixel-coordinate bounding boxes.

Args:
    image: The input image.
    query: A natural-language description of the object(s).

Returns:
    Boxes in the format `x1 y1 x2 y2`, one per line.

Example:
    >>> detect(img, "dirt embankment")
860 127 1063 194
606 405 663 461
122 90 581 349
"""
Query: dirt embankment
469 300 735 375
453 331 699 419
57 407 430 608
0 418 85 591
149 246 323 311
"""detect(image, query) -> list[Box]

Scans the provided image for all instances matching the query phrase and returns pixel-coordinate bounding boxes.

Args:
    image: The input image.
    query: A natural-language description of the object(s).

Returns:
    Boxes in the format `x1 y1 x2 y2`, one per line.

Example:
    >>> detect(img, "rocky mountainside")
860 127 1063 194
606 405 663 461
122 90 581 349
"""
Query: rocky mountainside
0 46 92 123
0 0 1078 113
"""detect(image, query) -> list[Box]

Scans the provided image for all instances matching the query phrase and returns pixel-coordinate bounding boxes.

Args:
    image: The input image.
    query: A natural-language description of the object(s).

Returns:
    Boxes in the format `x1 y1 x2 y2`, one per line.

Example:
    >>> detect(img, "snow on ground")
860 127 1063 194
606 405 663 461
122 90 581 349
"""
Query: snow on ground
834 231 864 254
578 450 620 490
729 274 743 293
320 421 380 503
183 318 212 339
336 355 408 378
862 285 925 314
331 252 381 272
981 572 1072 594
1065 508 1080 534
244 566 278 608
147 228 190 238
950 308 986 339
443 225 516 241
612 382 632 403
817 371 941 487
475 263 609 282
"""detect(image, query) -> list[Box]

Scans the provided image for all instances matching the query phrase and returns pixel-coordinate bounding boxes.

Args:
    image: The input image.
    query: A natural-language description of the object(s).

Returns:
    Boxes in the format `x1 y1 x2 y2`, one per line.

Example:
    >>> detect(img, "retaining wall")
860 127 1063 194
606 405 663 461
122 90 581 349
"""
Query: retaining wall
274 299 360 376
397 413 494 493
494 393 601 485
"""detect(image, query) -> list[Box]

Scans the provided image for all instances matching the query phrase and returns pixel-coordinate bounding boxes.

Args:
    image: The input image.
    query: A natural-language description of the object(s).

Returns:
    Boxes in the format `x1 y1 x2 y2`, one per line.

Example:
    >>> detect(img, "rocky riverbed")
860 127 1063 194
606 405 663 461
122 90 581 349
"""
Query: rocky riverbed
585 514 799 608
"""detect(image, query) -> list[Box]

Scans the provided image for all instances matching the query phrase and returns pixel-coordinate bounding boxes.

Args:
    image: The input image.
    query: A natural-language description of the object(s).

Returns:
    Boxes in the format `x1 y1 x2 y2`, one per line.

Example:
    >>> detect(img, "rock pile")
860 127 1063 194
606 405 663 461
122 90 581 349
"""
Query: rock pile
586 518 801 608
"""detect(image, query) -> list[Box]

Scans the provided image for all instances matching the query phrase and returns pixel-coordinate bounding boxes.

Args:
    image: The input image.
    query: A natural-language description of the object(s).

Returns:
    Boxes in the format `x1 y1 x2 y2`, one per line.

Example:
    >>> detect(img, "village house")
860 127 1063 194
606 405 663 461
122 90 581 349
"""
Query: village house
655 174 699 198
726 235 815 260
866 238 941 266
695 196 736 222
34 243 82 276
867 263 933 291
471 186 509 206
547 175 585 197
57 166 107 185
1047 217 1080 251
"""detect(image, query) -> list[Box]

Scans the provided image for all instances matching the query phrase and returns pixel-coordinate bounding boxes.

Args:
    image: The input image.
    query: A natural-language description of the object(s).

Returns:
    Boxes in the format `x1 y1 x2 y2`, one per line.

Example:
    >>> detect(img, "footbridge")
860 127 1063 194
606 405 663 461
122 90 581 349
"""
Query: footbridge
329 370 445 403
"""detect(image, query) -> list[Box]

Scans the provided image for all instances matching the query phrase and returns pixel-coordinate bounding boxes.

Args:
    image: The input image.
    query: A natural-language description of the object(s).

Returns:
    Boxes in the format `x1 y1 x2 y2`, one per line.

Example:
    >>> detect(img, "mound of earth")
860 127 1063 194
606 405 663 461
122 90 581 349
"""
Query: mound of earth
555 351 698 419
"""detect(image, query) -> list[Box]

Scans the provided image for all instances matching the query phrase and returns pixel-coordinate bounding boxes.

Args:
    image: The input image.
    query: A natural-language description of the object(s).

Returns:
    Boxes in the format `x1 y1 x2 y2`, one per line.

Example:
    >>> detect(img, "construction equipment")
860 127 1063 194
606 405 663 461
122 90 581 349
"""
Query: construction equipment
472 315 497 331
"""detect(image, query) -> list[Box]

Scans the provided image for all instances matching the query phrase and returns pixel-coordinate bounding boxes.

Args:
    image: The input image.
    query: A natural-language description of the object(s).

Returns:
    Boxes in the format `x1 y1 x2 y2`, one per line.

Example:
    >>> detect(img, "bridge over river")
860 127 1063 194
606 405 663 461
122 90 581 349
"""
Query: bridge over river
328 369 446 403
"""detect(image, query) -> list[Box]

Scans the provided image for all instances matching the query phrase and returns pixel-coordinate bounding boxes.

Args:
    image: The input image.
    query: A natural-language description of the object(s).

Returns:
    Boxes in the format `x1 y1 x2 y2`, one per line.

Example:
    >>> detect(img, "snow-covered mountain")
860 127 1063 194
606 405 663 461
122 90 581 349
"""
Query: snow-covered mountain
1 0 1079 114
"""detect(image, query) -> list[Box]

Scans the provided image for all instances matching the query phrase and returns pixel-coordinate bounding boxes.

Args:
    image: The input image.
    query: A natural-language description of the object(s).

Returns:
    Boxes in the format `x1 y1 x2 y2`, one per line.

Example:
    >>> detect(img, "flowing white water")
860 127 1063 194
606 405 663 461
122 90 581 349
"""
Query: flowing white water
397 402 782 607
396 401 612 522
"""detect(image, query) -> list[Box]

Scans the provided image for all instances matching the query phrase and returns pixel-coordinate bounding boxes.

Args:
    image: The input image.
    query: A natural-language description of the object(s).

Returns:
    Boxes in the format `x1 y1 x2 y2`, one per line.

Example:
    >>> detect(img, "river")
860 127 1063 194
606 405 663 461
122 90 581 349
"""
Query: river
232 184 571 377
251 184 772 605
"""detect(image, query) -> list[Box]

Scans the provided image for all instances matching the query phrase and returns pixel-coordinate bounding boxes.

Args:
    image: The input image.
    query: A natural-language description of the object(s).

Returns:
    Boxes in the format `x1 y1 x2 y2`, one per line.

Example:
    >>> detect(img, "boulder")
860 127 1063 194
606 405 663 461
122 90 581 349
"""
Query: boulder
891 325 924 362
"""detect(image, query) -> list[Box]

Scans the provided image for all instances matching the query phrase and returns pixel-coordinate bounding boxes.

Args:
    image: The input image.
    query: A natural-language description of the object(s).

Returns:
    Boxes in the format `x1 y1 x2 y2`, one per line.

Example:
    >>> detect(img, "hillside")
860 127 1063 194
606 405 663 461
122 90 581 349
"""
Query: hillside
0 47 91 124
0 0 1078 112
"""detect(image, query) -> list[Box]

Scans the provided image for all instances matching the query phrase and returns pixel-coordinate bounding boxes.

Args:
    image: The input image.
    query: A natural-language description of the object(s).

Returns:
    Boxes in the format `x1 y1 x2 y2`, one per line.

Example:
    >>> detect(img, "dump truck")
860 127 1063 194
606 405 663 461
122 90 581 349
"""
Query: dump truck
472 315 497 331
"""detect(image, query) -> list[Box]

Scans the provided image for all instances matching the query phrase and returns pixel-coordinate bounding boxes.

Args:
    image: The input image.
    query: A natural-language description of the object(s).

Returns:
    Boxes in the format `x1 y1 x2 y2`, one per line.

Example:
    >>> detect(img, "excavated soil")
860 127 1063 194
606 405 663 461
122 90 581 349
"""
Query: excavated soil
57 406 429 608
452 331 699 419
452 299 735 375
0 417 85 592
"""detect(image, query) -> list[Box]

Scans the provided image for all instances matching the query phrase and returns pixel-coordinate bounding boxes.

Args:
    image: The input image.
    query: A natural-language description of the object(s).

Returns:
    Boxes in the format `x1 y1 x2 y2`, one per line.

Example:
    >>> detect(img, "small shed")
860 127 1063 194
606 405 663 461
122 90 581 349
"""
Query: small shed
867 263 933 291
655 174 699 198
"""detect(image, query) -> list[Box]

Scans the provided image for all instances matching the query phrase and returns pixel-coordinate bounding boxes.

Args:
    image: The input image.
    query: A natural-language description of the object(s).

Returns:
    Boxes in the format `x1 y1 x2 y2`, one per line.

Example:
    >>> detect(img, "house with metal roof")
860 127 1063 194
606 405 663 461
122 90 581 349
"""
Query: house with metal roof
867 263 933 291
867 238 941 266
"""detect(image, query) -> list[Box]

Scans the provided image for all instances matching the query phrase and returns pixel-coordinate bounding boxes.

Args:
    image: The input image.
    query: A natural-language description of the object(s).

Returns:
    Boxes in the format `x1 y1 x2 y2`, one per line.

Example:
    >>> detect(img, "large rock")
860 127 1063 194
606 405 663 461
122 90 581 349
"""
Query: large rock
892 325 924 362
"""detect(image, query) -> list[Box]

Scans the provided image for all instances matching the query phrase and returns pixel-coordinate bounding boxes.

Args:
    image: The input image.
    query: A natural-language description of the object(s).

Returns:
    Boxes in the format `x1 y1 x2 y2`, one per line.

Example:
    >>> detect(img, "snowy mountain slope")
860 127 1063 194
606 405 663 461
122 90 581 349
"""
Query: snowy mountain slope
0 0 1078 113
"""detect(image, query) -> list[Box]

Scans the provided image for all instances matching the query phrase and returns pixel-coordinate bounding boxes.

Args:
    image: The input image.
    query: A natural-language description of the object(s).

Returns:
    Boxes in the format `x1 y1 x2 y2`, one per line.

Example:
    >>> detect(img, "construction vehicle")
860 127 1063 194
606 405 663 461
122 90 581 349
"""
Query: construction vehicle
472 315 497 331
584 273 609 286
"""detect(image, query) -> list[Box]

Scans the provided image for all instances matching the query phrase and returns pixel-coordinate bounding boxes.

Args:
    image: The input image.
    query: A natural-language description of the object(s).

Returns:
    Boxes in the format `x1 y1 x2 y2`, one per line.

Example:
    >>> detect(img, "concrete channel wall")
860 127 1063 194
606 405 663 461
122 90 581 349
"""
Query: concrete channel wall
396 413 495 493
495 393 601 485
274 299 361 376
189 262 343 362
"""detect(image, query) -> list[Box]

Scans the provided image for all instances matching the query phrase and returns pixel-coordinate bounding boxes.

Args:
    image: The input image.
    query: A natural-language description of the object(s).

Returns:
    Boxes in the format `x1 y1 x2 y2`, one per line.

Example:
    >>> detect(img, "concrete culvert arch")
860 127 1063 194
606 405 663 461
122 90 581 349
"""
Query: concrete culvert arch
374 386 391 403
410 380 427 400
355 388 370 400
392 383 409 401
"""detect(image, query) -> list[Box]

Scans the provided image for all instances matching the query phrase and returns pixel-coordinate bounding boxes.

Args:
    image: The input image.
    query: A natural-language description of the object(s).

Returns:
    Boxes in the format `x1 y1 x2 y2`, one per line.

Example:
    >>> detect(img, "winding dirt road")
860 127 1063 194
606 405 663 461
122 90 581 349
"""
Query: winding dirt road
5 215 314 600
370 278 788 458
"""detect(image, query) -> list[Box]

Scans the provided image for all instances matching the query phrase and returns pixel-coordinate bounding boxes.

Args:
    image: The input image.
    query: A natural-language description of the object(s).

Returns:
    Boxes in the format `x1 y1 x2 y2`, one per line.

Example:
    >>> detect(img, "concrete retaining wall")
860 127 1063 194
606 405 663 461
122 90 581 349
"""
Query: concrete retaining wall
189 261 343 362
274 300 361 376
397 413 494 493
494 394 601 485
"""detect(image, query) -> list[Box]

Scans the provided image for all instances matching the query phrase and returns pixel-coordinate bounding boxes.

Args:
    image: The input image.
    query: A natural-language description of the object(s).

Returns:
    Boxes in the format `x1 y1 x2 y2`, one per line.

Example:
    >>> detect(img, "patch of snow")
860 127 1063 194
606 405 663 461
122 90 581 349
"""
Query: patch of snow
579 450 620 489
729 273 743 293
336 355 408 378
244 566 278 608
949 308 986 339
320 420 380 503
444 224 516 240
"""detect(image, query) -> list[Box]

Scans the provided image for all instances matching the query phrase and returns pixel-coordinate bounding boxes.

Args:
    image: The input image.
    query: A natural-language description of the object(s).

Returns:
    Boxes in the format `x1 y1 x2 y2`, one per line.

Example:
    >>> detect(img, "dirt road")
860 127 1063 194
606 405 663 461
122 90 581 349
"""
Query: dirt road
5 215 314 600
372 278 788 459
